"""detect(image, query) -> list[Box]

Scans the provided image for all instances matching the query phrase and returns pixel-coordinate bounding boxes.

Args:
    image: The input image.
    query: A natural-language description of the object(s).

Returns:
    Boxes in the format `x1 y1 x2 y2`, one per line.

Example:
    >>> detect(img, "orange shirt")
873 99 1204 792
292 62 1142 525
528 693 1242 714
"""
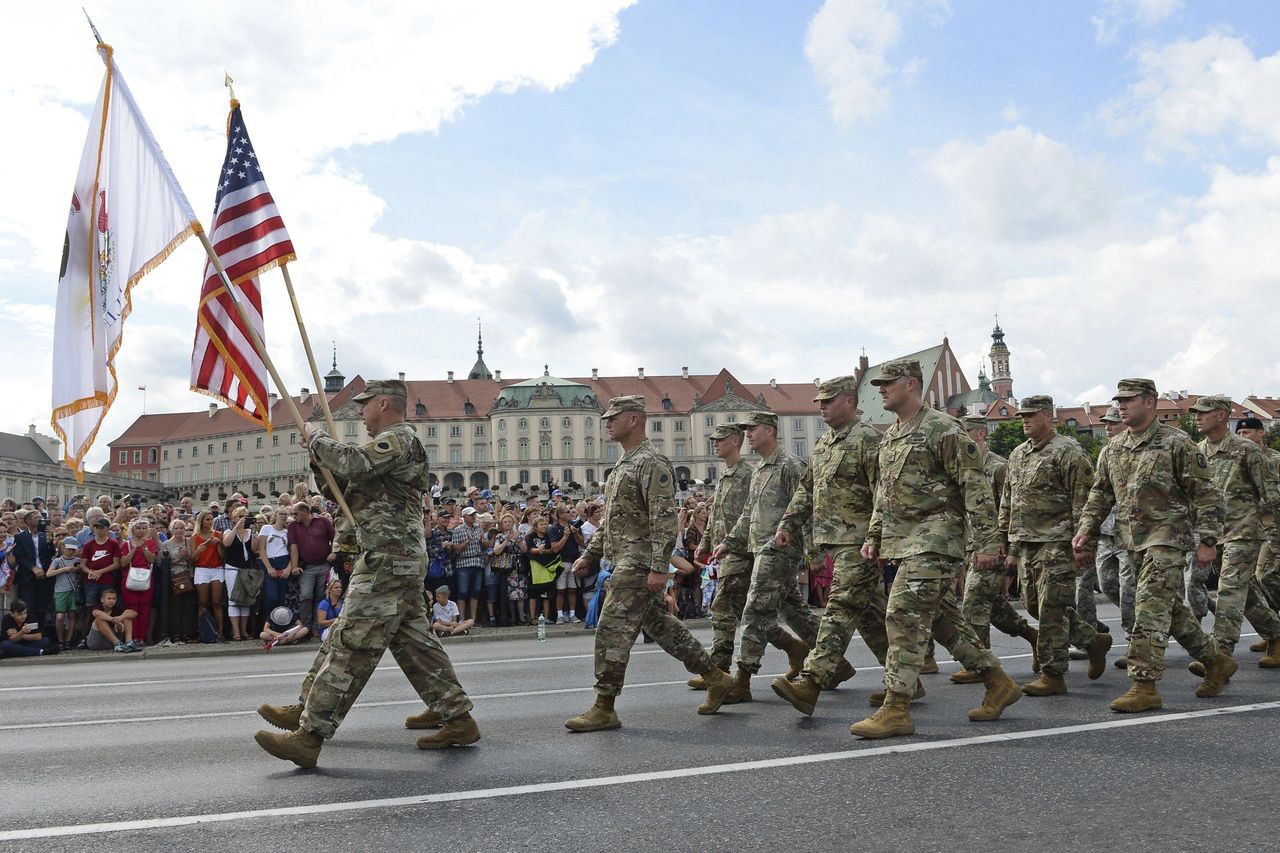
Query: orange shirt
191 533 223 568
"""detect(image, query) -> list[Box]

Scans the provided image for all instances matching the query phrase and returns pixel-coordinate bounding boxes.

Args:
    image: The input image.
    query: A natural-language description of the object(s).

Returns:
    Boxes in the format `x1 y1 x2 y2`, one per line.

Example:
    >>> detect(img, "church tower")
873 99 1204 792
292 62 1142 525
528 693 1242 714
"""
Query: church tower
468 320 493 381
323 343 345 394
989 317 1013 399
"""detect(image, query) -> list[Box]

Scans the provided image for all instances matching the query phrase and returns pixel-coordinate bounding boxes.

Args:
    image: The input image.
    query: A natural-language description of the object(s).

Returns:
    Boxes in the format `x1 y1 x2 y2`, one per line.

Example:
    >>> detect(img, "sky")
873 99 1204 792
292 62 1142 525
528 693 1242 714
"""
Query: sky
4 0 1280 469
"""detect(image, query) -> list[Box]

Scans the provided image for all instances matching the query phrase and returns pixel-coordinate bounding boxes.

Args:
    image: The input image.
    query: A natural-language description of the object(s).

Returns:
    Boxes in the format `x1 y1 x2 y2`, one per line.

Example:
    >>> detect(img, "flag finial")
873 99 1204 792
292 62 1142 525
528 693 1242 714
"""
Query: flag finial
224 71 237 102
82 8 104 44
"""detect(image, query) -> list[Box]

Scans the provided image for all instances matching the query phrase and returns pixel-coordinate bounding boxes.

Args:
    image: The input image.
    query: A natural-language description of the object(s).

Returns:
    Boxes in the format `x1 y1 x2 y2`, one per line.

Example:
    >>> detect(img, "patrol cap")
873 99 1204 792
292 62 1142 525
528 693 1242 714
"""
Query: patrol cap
870 359 924 386
601 395 645 419
1237 417 1265 432
351 378 408 403
814 375 858 402
962 415 989 430
1112 378 1157 400
1101 406 1122 424
737 411 779 430
1016 394 1054 415
62 537 79 548
708 423 744 441
1189 394 1232 413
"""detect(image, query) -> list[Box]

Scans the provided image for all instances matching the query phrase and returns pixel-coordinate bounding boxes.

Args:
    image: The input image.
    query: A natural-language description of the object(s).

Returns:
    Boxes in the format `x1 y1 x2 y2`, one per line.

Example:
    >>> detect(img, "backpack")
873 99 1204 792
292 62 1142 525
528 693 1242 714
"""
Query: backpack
199 609 220 644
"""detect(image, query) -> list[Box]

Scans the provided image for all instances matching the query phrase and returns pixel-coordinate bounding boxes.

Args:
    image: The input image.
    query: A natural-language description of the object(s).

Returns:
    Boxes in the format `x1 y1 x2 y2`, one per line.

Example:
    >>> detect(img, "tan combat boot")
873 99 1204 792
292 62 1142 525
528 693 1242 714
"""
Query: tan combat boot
404 708 444 729
968 669 1021 721
828 658 856 689
850 690 915 739
1110 680 1162 713
254 728 322 768
778 633 811 680
868 682 925 706
716 666 753 708
1188 660 1206 677
257 702 303 731
771 674 822 716
1194 653 1239 698
686 674 708 689
919 655 940 675
1249 638 1268 653
1017 624 1041 673
697 667 735 715
417 712 481 748
1258 638 1280 668
565 695 622 732
950 668 984 684
1086 632 1113 680
1021 673 1068 696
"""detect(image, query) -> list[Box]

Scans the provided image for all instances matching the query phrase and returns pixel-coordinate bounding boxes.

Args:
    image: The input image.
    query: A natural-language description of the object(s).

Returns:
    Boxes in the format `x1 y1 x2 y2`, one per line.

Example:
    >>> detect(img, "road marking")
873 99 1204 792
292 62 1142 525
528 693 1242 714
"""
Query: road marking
3 699 1276 841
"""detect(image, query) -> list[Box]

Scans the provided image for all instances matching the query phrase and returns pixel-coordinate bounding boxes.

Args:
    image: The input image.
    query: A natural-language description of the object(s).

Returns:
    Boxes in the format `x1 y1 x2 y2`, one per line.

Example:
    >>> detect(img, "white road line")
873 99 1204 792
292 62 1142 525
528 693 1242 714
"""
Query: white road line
3 699 1276 842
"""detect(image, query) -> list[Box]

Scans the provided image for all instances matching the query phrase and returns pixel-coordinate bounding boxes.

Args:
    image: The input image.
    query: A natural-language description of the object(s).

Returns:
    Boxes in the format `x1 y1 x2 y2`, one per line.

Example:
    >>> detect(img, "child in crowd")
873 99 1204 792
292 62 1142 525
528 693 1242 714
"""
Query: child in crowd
432 585 474 637
315 578 344 642
260 606 310 651
506 554 529 626
47 537 83 650
700 557 718 618
87 588 139 653
2 599 55 657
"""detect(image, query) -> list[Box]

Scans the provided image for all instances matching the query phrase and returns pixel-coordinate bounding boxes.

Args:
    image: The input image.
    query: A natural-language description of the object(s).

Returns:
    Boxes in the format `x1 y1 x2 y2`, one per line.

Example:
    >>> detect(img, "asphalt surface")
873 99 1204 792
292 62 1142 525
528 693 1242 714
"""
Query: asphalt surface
2 604 1277 852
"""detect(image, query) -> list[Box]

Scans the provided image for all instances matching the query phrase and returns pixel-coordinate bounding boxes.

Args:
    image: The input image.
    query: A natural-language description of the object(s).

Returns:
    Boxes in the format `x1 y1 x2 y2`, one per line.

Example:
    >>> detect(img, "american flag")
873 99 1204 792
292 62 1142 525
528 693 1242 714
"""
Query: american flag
190 102 295 427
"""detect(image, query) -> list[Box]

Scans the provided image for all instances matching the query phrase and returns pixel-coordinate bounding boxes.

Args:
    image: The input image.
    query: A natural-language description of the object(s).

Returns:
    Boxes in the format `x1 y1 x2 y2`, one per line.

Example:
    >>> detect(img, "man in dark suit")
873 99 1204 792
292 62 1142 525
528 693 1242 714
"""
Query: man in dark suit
12 510 55 628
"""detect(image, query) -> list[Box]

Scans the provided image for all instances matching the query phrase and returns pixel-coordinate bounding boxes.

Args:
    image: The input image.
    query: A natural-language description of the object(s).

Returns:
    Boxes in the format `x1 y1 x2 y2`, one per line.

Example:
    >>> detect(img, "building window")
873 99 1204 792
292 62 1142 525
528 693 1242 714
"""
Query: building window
255 460 263 474
999 407 1008 417
149 448 157 463
220 462 229 478
427 426 437 438
518 418 528 430
271 457 280 473
173 469 183 484
119 451 127 464
208 444 214 455
426 446 439 464
235 460 243 476
416 402 426 416
464 402 475 416
562 468 573 483
607 444 619 461
256 437 263 449
540 439 552 460
192 445 198 457
537 417 549 430
289 432 297 445
705 415 715 427
498 439 508 462
474 445 487 463
133 472 142 481
272 434 279 447
585 440 596 460
794 440 807 456
133 450 142 464
562 417 572 429
177 448 183 459
651 420 663 433
449 425 462 438
585 418 593 432
474 424 486 437
221 441 228 453
519 469 530 484
585 468 596 484
344 422 357 437
236 439 243 451
706 465 718 481
499 419 506 432
518 439 529 461
674 420 685 432
498 471 508 485
450 447 462 464
792 418 804 432
562 439 573 459
674 440 687 458
662 398 672 411
540 469 552 484
162 450 169 462
206 463 215 480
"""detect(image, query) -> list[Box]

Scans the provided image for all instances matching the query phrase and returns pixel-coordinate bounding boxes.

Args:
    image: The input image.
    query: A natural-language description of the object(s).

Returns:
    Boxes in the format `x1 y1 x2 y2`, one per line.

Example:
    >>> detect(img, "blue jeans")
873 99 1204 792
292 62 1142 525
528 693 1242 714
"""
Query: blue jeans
1 637 53 657
454 565 483 601
263 556 291 614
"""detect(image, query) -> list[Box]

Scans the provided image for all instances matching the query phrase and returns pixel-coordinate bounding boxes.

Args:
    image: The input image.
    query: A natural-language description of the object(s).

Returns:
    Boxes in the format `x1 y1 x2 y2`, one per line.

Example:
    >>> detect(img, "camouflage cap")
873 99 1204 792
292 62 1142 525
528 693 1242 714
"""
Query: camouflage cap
1112 378 1157 400
708 423 744 441
1016 394 1054 415
1101 406 1122 424
737 411 779 430
813 374 858 401
962 415 989 430
870 358 924 386
601 395 645 419
351 378 408 403
1188 394 1232 414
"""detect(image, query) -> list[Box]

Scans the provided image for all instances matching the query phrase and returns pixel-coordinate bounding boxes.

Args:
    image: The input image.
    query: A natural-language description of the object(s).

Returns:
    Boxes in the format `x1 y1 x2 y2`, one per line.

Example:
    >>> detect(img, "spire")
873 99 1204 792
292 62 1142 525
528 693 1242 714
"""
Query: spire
324 341 345 393
467 319 493 380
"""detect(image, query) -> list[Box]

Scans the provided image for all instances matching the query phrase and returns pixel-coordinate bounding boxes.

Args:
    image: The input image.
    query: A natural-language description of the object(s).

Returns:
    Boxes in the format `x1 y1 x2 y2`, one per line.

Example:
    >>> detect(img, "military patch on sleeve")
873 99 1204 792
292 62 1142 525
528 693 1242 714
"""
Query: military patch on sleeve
966 442 978 457
376 441 392 452
659 473 670 485
1196 452 1208 469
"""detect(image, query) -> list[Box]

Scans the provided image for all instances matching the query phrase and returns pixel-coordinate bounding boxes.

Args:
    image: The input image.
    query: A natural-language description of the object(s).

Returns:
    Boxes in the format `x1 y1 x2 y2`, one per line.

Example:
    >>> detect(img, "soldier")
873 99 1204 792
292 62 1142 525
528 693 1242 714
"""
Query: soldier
771 376 881 716
998 395 1112 696
949 414 1039 685
254 380 479 768
1188 396 1280 668
1074 378 1237 712
688 423 771 689
706 411 819 709
851 359 1021 739
1236 417 1280 642
1083 407 1137 669
564 396 732 732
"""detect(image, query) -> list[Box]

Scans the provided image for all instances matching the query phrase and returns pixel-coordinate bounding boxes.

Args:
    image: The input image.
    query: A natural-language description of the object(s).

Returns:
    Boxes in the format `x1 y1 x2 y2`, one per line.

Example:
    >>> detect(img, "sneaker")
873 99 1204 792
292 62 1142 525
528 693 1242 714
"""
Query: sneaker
77 640 89 650
125 640 141 653
115 642 128 653
569 615 581 624
487 617 497 627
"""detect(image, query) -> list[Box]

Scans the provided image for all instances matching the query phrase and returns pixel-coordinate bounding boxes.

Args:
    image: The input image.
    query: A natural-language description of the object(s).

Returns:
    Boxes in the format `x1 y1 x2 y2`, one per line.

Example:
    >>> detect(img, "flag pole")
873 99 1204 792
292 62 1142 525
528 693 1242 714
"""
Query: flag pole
279 264 341 438
192 226 356 528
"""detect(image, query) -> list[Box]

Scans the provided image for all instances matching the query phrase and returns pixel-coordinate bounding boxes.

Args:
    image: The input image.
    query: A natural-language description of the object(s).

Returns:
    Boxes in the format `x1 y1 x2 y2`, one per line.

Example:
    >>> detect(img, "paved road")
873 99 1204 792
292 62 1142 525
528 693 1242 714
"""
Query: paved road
2 605 1277 852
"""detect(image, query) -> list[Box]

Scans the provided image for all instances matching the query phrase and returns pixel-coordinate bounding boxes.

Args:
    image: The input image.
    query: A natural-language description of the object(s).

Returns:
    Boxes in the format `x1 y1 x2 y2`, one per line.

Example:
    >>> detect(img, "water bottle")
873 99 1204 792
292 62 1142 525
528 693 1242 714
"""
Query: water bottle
537 614 547 643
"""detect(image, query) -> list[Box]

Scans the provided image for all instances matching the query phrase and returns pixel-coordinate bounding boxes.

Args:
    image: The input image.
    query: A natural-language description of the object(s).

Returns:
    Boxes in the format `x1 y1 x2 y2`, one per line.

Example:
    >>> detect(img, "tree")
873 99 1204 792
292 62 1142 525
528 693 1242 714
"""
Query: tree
1055 425 1103 462
1267 423 1280 452
987 421 1025 458
1175 413 1202 442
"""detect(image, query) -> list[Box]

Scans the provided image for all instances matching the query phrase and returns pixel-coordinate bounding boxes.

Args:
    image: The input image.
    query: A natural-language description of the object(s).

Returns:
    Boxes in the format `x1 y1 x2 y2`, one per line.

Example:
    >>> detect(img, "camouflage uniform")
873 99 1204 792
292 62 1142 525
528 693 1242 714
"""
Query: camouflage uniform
1077 381 1223 683
1093 502 1136 634
777 399 888 688
961 446 1034 644
999 426 1100 677
298 411 473 740
586 433 714 696
1257 445 1280 609
704 444 756 671
866 403 1002 697
1192 398 1280 652
724 419 820 675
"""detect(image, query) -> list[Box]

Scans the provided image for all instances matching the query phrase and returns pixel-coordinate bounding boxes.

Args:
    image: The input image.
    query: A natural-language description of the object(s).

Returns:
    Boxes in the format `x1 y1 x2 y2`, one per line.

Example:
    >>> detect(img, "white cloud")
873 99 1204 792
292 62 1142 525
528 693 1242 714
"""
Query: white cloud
804 0 947 127
1101 31 1280 155
926 126 1114 241
1092 0 1182 44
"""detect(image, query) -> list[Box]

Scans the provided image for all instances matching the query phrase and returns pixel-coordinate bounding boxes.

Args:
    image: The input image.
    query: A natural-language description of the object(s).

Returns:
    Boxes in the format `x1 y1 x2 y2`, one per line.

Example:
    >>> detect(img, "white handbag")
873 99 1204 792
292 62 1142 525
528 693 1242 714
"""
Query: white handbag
126 565 152 592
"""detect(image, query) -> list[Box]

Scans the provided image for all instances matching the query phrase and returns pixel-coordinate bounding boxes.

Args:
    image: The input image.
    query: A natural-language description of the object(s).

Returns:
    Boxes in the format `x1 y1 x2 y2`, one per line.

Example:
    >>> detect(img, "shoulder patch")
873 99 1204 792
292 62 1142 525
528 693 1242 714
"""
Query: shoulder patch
659 473 670 485
1196 452 1208 469
376 440 392 452
965 442 978 457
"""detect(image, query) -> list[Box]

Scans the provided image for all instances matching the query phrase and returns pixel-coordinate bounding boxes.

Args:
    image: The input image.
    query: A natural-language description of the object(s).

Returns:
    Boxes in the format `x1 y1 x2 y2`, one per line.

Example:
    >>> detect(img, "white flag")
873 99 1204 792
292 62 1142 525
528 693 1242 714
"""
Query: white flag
52 45 197 478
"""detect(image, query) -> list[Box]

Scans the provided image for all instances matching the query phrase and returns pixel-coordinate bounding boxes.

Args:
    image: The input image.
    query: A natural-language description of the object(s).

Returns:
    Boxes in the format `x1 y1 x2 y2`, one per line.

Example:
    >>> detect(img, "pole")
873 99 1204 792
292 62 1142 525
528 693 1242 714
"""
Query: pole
192 227 356 529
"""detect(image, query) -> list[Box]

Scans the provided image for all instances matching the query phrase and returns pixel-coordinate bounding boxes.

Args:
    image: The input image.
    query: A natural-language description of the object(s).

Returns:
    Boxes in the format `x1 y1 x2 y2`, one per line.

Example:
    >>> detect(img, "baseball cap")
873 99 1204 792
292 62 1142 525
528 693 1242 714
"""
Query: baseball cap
461 507 476 516
351 378 408 402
